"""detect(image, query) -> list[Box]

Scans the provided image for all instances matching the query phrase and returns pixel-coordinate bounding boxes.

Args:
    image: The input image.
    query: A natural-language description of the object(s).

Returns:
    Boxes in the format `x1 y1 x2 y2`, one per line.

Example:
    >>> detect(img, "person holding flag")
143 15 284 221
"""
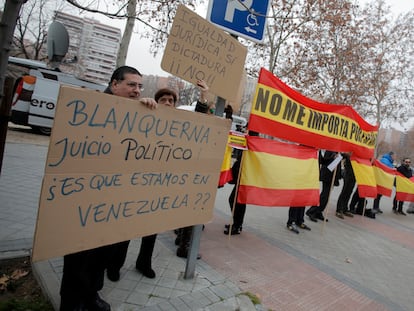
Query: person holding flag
306 150 339 222
393 157 413 215
372 151 396 214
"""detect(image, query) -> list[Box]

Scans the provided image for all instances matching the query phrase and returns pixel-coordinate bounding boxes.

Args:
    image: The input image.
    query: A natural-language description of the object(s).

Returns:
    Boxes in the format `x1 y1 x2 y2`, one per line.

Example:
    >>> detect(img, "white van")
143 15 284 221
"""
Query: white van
9 57 106 135
176 104 247 132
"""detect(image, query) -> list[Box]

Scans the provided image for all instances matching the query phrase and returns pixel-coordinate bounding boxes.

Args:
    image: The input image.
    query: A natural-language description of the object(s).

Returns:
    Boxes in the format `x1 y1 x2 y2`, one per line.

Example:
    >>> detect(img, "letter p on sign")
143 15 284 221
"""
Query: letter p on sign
225 0 253 22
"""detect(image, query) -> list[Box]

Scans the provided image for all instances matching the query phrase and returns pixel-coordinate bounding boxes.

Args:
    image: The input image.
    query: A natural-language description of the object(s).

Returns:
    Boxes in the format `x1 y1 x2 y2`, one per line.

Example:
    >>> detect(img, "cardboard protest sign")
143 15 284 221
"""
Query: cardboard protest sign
32 86 231 262
161 5 248 103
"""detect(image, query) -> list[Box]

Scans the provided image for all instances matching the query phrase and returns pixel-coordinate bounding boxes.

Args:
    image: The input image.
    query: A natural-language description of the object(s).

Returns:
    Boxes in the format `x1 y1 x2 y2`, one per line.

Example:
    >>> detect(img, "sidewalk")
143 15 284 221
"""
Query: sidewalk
1 134 414 310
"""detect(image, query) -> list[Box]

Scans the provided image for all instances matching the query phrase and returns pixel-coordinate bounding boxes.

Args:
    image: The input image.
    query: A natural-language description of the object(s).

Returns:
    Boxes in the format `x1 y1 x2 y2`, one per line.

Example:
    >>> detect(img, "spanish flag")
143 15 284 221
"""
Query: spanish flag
395 175 414 202
351 157 377 198
237 136 320 206
373 159 395 197
218 145 233 187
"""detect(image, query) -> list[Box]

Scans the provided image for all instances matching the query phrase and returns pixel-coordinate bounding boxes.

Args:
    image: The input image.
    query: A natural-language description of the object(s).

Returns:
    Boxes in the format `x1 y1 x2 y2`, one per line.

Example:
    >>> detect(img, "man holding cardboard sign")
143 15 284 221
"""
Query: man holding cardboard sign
106 79 211 282
59 66 157 311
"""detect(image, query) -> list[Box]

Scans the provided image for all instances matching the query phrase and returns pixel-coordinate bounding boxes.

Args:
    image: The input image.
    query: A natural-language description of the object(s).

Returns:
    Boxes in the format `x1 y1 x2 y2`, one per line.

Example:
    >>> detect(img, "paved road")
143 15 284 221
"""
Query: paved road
1 127 414 311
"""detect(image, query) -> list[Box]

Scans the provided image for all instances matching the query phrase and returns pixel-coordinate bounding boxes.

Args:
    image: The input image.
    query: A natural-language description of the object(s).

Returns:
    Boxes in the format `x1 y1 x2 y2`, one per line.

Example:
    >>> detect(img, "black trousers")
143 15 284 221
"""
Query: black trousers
337 177 355 213
60 246 109 310
106 234 157 273
287 207 305 225
228 184 246 228
307 180 331 216
349 189 366 214
393 195 404 212
373 194 382 210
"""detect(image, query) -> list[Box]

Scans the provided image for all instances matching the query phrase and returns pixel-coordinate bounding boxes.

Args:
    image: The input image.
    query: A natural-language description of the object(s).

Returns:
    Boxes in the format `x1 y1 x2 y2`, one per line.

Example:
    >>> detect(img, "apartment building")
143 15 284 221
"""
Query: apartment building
54 11 121 84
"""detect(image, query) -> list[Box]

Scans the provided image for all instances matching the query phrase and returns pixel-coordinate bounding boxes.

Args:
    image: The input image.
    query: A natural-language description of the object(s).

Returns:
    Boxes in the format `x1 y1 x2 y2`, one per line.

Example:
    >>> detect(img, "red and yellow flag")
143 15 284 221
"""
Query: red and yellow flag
237 136 320 207
351 157 377 198
218 145 233 187
373 159 396 197
248 68 378 159
395 175 414 202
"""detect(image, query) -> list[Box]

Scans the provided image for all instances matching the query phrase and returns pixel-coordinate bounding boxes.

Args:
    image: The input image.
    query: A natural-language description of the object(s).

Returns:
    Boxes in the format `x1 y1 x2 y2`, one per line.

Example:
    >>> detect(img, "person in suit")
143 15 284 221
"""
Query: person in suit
372 151 396 213
306 150 339 222
60 66 157 311
392 157 413 215
105 88 179 282
336 152 356 219
287 206 311 234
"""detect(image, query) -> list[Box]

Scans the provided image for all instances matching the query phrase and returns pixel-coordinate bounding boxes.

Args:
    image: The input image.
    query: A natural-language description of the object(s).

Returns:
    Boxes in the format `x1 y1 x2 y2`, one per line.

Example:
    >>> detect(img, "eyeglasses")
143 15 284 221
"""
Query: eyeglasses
404 161 411 164
125 81 144 91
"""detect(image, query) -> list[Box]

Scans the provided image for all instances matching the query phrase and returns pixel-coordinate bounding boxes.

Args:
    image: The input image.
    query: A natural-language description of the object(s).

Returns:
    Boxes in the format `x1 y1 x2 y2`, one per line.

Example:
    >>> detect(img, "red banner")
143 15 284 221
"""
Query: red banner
248 68 378 159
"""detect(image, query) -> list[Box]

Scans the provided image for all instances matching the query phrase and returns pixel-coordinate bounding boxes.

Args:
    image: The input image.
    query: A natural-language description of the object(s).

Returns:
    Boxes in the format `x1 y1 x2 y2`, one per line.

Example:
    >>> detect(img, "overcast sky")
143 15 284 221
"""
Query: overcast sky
89 0 414 77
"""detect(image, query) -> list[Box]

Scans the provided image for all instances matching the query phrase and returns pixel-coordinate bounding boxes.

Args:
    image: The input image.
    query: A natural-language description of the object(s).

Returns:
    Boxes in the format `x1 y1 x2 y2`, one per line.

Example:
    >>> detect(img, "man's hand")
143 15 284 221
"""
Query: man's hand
197 79 209 103
197 79 209 92
139 98 157 109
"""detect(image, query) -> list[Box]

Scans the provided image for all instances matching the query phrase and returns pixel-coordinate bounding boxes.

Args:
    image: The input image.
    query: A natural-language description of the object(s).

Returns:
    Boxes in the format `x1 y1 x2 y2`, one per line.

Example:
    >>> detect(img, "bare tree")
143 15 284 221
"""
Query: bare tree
245 0 414 127
11 0 68 60
356 1 414 128
65 0 200 67
115 0 136 67
244 0 318 77
0 0 28 173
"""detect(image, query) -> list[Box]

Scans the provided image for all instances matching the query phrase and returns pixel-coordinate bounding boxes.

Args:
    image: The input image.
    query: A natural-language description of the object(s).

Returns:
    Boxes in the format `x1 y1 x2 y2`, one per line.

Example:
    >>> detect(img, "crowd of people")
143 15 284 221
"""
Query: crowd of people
285 149 413 235
58 65 413 310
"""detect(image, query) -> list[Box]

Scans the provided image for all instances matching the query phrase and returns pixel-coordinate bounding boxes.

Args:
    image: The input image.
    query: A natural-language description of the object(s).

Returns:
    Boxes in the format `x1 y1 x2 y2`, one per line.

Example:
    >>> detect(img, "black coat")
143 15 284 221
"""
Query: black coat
319 150 338 182
397 165 413 178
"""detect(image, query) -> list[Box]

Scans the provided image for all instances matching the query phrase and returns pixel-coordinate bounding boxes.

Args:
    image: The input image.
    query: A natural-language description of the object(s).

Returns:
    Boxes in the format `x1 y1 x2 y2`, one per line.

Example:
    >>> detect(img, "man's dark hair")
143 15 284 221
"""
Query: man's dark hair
154 88 178 103
109 66 142 85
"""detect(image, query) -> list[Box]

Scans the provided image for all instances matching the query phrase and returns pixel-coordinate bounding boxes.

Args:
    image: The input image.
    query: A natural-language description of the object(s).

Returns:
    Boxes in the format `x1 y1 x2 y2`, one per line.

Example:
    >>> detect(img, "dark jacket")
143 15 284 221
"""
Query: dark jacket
397 164 413 178
341 153 355 182
194 100 209 113
319 150 338 182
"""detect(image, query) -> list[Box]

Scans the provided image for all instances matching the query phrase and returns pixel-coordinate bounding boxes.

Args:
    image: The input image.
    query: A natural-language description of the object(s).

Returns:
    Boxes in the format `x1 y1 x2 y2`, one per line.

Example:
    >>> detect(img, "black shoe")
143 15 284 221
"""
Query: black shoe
60 300 87 311
343 211 354 217
377 208 383 214
85 294 111 311
299 223 311 230
136 263 156 279
398 210 407 216
224 226 241 235
176 248 202 259
106 269 120 282
316 214 328 222
306 212 318 222
287 224 299 234
392 208 398 214
224 224 242 232
336 212 344 219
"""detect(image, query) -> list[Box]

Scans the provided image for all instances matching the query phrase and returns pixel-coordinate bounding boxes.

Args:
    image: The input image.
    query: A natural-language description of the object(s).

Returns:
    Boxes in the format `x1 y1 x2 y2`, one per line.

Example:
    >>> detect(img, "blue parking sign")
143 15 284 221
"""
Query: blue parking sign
207 0 270 43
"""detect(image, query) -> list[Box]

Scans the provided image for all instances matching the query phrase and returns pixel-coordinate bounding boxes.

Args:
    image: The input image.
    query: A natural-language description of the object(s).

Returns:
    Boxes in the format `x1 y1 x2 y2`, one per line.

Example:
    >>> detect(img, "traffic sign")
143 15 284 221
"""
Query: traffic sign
207 0 270 43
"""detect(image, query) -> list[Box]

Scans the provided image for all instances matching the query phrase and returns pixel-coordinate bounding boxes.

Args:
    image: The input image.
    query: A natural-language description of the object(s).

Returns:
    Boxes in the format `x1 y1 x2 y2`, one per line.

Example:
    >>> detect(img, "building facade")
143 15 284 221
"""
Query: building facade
54 11 121 85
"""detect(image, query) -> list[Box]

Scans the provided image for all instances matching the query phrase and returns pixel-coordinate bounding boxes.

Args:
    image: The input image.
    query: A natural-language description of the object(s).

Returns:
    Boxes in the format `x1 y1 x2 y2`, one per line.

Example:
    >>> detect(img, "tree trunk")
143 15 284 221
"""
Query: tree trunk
0 0 27 174
116 0 136 67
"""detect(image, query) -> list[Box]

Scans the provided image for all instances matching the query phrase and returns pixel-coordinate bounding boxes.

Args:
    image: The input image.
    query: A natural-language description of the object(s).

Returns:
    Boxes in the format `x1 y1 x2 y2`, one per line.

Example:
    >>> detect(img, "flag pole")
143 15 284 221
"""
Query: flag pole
227 149 245 241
